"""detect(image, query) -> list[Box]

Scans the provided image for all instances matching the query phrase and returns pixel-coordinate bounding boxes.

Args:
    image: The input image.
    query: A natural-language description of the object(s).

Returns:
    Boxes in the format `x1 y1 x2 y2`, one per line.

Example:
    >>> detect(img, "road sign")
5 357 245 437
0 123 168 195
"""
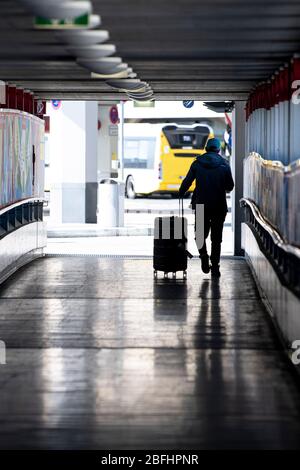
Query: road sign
183 100 194 109
51 100 62 110
36 100 45 115
110 105 119 125
109 125 118 136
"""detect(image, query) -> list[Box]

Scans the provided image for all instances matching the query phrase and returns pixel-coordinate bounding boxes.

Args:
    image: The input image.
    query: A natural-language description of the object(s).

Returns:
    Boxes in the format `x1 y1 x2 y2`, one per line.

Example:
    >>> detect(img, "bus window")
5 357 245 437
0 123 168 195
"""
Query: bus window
122 124 213 196
163 125 210 151
124 137 156 169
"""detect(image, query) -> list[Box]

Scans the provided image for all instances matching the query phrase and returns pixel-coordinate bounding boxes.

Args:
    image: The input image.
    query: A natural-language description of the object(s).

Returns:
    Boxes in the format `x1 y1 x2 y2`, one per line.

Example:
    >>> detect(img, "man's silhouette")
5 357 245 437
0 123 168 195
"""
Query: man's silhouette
179 138 234 277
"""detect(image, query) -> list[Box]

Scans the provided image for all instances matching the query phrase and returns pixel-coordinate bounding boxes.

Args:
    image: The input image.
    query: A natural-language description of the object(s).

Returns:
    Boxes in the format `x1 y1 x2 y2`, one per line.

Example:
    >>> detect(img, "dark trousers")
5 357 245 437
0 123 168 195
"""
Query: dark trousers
195 209 226 266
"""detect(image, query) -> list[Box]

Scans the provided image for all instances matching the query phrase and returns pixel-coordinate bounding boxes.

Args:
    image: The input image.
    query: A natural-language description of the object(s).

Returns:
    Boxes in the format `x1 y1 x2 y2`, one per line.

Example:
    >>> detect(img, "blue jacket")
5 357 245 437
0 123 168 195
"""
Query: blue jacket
179 151 234 212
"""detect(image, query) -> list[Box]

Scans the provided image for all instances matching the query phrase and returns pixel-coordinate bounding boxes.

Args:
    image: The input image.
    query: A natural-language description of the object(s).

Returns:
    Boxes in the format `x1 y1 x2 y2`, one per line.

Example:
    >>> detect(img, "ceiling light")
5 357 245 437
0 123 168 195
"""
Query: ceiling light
68 44 116 58
77 57 125 74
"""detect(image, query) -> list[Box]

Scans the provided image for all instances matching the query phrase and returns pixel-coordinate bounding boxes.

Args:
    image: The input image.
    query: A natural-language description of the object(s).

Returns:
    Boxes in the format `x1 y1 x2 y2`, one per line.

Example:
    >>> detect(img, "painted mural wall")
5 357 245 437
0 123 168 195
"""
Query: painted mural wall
0 109 45 208
244 152 300 247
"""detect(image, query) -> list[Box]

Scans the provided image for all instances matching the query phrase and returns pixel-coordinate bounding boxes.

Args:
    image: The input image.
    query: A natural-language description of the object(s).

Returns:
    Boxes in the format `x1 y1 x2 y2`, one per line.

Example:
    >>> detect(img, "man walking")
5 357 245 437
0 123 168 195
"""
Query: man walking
179 137 234 277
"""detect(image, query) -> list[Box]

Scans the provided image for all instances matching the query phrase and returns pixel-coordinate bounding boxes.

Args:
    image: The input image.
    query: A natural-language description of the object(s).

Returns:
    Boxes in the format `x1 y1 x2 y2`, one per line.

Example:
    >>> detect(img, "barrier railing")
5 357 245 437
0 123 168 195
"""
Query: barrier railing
244 153 300 247
286 160 300 247
0 198 44 240
241 198 300 299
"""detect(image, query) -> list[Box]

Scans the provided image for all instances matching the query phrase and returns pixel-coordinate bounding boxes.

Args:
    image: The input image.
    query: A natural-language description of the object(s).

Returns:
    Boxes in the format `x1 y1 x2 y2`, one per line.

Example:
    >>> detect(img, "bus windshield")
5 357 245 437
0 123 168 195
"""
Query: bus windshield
163 125 210 150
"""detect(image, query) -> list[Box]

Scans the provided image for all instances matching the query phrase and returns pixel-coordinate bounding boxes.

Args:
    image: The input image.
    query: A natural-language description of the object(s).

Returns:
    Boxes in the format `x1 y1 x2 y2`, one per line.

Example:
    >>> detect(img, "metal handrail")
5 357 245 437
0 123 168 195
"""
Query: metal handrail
0 198 45 217
246 151 300 173
240 197 300 259
0 108 44 123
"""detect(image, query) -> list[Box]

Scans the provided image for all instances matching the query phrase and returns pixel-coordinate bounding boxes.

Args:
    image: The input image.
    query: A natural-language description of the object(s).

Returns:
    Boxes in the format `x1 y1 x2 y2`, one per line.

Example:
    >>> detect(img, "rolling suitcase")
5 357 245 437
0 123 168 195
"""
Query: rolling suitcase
153 199 191 279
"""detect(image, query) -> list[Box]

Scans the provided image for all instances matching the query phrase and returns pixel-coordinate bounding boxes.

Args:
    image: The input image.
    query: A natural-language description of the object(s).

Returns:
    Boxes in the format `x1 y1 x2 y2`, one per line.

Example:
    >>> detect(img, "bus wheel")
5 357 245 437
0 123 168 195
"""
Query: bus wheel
126 176 136 199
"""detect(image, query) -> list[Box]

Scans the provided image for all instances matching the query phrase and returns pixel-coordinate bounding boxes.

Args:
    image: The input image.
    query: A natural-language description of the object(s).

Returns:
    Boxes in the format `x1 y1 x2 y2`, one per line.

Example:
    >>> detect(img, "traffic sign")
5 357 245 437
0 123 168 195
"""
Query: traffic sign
110 105 119 124
183 100 194 109
37 100 45 115
51 100 62 110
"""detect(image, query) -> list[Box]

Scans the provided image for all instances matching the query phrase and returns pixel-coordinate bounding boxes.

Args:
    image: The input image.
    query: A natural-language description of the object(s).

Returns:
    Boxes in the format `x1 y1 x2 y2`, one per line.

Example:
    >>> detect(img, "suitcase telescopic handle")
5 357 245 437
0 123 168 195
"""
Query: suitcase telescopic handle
178 198 193 258
179 198 184 218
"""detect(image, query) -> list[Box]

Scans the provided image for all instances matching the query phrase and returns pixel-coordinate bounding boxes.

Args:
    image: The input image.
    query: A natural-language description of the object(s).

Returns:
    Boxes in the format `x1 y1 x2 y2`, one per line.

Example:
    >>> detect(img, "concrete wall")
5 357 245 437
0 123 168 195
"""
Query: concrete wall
0 222 47 285
49 101 86 223
48 101 119 224
0 108 46 283
242 224 300 348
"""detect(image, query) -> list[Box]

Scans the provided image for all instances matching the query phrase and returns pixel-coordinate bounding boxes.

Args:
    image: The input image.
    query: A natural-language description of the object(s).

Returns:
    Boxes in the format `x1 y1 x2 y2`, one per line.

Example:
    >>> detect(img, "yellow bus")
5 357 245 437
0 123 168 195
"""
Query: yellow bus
123 123 214 198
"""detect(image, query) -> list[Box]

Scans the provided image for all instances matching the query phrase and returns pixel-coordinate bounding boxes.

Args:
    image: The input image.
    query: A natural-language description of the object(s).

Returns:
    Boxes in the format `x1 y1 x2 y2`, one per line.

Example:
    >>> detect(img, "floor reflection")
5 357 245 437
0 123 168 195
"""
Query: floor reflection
0 258 300 449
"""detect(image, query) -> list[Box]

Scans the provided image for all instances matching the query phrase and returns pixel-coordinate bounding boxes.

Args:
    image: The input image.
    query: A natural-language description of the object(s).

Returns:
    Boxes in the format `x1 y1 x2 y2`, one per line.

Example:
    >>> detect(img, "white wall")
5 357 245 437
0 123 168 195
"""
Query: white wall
47 101 98 223
85 101 98 182
243 224 300 347
47 100 121 224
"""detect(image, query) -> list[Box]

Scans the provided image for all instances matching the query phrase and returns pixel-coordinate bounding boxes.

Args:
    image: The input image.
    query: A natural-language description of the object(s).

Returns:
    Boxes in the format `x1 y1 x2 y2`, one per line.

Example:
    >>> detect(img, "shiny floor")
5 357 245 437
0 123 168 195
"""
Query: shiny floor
0 257 299 449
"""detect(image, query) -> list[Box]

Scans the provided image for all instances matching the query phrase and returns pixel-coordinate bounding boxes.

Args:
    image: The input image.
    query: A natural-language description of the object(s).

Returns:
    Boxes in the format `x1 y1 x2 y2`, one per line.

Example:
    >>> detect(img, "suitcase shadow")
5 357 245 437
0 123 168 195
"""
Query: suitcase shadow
153 277 188 298
153 277 188 322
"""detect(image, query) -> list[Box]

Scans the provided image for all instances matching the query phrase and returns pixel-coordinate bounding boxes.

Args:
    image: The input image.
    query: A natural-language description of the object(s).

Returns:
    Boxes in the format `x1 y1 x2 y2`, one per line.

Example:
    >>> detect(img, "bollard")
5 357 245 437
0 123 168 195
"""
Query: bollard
97 179 125 227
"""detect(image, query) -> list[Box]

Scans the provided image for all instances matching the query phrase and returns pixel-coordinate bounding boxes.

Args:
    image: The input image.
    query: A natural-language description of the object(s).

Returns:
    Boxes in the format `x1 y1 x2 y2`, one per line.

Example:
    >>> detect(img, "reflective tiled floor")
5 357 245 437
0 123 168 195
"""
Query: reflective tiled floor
0 257 299 449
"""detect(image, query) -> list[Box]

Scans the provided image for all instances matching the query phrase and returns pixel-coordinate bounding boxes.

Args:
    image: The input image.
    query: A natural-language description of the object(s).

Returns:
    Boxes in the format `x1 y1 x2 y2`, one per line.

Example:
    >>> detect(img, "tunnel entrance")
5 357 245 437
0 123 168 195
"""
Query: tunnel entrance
2 0 300 453
44 100 234 258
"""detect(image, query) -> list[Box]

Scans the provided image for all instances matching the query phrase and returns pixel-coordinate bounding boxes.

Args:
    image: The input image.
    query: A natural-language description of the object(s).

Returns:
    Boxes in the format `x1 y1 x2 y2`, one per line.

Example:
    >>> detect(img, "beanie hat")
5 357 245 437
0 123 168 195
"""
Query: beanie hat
206 137 221 152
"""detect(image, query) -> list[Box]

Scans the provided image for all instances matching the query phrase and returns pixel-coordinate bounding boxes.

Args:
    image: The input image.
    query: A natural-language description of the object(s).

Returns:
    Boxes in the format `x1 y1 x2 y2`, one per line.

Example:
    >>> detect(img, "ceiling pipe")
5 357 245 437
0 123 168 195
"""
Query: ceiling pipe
56 30 109 46
67 44 116 59
19 0 92 20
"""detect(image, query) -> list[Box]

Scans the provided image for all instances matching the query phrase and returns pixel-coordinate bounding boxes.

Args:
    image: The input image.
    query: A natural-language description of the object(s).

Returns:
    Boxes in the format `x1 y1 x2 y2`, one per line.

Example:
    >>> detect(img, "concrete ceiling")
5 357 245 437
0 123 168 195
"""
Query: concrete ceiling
1 0 300 101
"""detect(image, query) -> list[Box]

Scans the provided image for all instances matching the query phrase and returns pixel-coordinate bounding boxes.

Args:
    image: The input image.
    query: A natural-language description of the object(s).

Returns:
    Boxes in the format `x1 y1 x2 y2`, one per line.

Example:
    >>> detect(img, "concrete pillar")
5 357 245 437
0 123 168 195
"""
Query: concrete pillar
85 101 98 223
49 101 98 224
232 101 246 256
